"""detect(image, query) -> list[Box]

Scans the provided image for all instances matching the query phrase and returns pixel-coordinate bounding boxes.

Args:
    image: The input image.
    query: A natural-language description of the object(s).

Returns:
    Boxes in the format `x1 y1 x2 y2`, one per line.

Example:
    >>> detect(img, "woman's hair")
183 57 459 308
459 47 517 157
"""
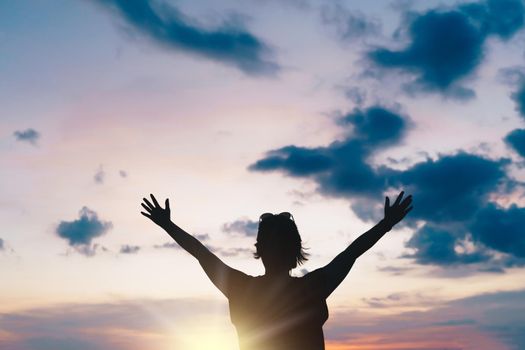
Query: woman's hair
254 212 308 270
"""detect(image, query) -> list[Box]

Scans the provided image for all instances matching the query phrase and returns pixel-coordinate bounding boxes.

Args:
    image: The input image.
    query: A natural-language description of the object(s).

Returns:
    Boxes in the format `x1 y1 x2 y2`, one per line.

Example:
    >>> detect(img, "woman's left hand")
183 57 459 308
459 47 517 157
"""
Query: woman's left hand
384 191 413 228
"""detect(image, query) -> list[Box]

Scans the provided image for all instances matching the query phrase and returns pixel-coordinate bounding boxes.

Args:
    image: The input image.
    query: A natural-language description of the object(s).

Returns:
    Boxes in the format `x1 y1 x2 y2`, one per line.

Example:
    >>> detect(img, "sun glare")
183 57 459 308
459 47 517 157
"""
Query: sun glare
168 325 239 350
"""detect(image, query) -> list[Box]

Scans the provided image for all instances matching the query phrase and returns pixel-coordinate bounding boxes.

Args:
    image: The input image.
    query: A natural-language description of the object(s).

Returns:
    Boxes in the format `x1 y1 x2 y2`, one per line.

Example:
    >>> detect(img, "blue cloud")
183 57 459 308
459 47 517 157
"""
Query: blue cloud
512 81 525 118
470 204 525 258
222 219 258 237
368 0 525 96
13 128 40 146
505 128 525 158
94 0 279 76
56 207 112 248
460 0 525 40
338 107 408 147
250 105 525 273
250 106 408 197
394 153 508 223
405 225 490 266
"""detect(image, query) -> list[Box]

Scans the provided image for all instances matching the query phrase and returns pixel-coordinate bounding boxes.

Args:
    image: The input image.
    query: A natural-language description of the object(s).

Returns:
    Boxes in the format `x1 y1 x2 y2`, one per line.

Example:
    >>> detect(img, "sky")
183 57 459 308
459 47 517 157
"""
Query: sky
1 0 525 349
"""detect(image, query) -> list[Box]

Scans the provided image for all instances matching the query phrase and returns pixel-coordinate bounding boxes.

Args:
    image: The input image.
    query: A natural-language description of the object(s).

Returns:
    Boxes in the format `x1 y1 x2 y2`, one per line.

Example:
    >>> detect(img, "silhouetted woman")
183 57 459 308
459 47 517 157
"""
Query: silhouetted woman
141 191 412 350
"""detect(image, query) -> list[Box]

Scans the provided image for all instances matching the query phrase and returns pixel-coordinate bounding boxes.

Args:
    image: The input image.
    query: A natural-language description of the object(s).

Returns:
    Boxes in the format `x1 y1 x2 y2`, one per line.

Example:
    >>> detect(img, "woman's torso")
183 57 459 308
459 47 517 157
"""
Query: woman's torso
228 274 328 350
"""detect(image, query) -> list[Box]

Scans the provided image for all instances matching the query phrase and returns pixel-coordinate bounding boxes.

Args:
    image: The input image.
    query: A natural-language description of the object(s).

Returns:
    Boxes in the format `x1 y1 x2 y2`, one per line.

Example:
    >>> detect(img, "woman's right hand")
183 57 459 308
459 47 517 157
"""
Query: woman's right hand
141 194 171 229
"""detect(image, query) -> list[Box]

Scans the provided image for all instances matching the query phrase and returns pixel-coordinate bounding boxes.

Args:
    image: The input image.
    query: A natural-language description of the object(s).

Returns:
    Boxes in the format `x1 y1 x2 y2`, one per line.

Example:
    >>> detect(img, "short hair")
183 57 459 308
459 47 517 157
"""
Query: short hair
254 212 308 270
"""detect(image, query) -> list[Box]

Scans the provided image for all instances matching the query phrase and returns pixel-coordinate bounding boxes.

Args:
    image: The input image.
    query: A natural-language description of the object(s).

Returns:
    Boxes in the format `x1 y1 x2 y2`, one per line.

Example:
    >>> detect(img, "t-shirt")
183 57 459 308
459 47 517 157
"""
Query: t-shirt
227 271 329 350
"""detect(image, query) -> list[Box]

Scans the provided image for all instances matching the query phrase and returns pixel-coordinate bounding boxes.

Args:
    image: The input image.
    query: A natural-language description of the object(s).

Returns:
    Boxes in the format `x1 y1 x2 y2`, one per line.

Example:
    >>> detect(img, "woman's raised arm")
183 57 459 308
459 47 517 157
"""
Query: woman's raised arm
141 194 247 298
310 191 413 299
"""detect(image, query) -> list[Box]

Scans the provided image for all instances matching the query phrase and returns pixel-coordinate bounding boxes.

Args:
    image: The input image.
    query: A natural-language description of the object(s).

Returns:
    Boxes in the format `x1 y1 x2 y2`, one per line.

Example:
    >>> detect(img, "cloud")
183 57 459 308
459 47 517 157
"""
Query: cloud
405 224 491 266
93 0 279 76
470 204 525 258
0 238 4 251
367 0 525 97
2 291 524 350
320 3 381 42
94 166 105 184
120 244 140 254
153 241 180 250
222 219 258 237
0 298 231 350
13 128 40 146
325 289 525 350
393 152 508 223
55 207 112 256
250 106 409 199
512 81 525 118
119 170 128 178
505 128 525 158
250 104 525 273
208 246 254 258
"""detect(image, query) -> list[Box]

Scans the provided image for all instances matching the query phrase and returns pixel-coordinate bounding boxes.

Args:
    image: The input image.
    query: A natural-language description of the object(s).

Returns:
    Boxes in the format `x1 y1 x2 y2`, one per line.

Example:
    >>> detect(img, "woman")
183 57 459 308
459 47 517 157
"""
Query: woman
141 191 412 350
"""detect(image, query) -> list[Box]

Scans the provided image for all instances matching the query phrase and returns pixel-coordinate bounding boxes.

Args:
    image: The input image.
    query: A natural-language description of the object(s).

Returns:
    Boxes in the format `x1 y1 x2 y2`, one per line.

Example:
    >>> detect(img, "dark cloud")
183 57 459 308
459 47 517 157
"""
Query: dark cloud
512 80 525 118
505 128 525 158
368 0 525 97
405 224 490 266
0 238 4 251
222 219 258 237
94 0 279 76
13 128 40 146
250 106 409 198
320 3 381 42
250 104 524 273
460 0 525 40
120 244 140 254
470 204 525 258
56 207 112 256
393 152 508 223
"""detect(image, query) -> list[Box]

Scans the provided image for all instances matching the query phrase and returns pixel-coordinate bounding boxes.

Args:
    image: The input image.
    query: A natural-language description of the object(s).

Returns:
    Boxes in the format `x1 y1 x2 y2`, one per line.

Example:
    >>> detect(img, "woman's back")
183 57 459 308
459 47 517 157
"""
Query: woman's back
228 272 328 350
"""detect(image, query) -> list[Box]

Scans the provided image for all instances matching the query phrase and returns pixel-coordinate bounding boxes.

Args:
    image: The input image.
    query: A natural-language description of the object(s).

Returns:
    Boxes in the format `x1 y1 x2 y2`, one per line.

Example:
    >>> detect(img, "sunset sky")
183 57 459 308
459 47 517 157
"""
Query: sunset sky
2 0 525 349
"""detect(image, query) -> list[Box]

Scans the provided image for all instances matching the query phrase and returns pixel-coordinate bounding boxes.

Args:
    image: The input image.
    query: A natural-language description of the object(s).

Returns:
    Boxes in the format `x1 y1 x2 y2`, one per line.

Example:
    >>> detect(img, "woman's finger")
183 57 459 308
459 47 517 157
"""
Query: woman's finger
394 191 404 206
150 194 160 208
141 211 152 219
143 197 154 210
141 203 152 213
165 198 170 211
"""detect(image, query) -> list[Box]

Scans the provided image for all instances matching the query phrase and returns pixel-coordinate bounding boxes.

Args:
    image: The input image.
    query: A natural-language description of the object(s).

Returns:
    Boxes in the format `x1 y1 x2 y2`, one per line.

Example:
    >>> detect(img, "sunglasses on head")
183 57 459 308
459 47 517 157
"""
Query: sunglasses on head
259 212 294 222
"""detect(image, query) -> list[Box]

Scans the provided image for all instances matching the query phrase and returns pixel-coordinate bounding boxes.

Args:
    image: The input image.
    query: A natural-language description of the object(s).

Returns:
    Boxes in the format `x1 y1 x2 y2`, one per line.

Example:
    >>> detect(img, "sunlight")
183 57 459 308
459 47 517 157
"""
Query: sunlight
167 324 239 350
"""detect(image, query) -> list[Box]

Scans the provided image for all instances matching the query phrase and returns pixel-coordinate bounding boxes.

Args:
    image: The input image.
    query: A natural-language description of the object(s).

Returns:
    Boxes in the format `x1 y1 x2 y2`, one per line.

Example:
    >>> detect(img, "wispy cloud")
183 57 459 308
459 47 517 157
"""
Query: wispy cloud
93 0 280 76
1 290 524 350
222 219 258 237
13 128 40 146
320 3 381 42
0 298 231 350
120 244 140 254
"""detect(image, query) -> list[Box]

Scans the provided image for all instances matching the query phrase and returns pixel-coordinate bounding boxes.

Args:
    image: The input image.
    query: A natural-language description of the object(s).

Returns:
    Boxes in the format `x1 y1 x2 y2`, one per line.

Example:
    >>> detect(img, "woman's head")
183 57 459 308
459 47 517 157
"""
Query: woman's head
254 212 308 271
